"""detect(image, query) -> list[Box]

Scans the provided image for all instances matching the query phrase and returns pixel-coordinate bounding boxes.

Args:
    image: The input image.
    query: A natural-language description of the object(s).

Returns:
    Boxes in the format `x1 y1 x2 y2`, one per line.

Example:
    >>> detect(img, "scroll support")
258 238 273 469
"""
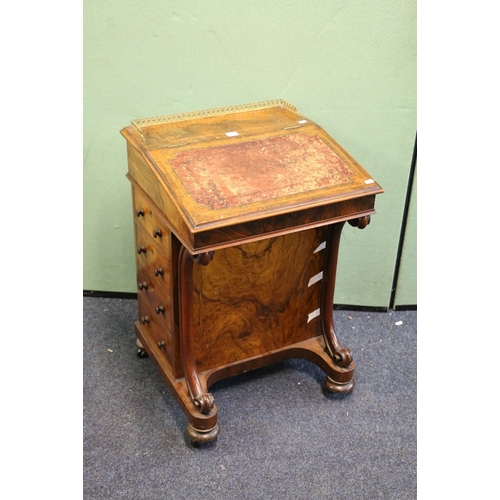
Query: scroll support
178 247 215 414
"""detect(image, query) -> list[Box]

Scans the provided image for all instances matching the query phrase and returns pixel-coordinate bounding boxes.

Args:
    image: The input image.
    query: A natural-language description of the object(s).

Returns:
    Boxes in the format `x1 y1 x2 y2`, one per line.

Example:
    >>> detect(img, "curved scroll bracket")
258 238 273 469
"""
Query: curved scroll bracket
192 251 214 266
348 215 371 229
321 222 354 369
179 247 216 414
192 393 215 414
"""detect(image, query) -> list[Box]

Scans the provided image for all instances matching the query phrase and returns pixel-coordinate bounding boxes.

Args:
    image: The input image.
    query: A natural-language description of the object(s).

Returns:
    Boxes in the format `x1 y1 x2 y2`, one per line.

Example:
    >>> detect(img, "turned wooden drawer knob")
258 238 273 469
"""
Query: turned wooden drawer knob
135 209 145 217
155 305 165 314
153 267 164 276
138 282 148 290
137 246 147 254
140 316 150 324
153 229 162 238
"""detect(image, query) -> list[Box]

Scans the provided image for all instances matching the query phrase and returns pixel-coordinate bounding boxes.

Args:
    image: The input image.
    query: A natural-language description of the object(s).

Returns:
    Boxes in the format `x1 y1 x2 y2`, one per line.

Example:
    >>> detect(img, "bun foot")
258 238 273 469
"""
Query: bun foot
136 338 149 358
324 376 354 393
187 423 220 445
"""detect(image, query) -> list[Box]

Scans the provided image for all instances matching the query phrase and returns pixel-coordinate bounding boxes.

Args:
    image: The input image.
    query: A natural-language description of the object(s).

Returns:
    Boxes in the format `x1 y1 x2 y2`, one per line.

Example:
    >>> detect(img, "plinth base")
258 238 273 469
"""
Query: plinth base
135 323 354 444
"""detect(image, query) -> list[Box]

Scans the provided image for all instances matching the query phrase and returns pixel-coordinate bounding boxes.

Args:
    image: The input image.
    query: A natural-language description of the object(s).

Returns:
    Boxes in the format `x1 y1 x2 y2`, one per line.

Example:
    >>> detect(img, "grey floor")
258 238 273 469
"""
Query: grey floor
83 296 417 499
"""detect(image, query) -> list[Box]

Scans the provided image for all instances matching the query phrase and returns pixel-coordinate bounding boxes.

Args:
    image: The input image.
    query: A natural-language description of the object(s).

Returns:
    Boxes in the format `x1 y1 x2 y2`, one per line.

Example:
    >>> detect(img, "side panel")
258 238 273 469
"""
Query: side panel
192 228 328 372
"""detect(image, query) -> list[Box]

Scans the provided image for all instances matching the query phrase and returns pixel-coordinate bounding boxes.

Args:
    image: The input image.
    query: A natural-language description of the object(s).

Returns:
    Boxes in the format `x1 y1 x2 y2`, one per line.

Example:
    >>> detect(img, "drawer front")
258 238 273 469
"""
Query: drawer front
136 265 174 332
135 221 172 294
137 296 173 365
133 188 172 256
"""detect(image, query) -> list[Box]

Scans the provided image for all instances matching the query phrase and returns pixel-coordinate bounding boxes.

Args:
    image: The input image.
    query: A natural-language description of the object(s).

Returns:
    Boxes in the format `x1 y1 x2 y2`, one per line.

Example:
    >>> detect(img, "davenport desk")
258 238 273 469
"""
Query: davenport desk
120 100 383 444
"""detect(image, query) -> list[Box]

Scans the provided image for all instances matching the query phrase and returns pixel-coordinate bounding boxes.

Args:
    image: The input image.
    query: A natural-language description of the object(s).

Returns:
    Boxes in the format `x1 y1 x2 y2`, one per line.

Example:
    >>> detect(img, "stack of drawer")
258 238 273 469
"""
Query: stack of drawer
132 187 175 369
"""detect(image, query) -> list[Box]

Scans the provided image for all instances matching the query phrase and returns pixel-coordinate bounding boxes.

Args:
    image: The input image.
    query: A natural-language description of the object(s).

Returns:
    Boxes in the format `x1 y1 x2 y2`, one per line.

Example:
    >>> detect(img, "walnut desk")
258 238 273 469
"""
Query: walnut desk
120 100 383 444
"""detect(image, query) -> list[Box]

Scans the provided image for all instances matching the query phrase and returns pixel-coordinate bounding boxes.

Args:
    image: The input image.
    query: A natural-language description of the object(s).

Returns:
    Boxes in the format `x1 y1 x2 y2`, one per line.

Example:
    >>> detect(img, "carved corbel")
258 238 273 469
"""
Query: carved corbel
321 222 353 369
192 251 215 266
348 215 371 229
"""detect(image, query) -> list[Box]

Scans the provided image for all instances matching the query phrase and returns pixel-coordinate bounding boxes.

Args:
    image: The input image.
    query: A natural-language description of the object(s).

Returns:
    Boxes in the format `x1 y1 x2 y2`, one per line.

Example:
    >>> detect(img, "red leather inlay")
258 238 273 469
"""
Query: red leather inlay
169 134 353 209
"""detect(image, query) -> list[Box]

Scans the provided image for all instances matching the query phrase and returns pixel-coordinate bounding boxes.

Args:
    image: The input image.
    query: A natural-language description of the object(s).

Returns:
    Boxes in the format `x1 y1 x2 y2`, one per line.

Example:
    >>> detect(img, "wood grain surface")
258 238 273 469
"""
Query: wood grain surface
191 228 328 372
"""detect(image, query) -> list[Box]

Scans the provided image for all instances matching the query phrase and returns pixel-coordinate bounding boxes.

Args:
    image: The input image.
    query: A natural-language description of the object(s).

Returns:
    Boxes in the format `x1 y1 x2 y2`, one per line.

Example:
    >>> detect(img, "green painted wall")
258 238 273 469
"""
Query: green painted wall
83 0 417 308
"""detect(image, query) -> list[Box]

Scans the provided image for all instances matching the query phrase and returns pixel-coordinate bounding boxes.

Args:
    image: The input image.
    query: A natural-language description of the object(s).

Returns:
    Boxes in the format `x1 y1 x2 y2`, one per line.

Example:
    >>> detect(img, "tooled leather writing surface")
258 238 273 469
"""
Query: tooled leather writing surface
168 133 354 210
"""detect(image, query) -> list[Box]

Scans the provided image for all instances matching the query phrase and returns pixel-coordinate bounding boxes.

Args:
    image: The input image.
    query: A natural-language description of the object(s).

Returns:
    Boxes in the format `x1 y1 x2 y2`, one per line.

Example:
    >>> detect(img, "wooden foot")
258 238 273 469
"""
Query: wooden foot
187 423 220 445
324 376 355 393
136 338 149 358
